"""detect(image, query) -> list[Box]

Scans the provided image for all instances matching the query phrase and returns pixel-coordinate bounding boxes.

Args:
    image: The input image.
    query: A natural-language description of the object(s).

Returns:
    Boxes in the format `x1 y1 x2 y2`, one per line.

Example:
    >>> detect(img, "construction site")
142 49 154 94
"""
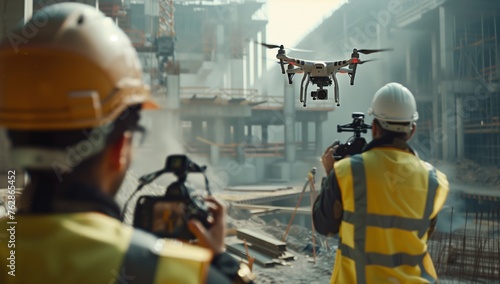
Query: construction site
0 0 499 283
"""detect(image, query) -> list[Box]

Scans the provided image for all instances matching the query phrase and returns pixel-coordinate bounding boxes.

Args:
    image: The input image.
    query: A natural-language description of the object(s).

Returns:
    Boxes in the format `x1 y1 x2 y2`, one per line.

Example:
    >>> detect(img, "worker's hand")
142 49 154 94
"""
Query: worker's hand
321 145 338 175
188 196 226 255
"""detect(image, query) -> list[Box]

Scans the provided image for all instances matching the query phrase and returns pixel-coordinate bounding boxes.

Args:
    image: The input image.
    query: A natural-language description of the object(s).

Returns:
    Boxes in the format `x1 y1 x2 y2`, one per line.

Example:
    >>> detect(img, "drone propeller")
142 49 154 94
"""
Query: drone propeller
256 41 314 52
259 42 282 49
356 48 393 55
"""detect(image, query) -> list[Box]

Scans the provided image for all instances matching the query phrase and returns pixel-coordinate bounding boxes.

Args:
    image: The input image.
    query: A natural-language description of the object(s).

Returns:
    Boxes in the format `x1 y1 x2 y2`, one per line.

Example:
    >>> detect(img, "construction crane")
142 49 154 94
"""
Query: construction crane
159 0 175 39
157 0 175 84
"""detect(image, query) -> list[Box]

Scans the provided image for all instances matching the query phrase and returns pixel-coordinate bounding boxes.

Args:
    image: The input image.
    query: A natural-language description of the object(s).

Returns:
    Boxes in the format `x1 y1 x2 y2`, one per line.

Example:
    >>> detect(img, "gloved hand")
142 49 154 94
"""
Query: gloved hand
321 144 339 175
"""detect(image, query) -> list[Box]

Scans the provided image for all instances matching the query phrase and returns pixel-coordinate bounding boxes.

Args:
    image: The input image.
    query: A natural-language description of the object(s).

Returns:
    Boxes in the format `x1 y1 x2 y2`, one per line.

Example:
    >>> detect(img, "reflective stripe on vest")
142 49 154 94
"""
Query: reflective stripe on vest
340 155 439 282
119 229 161 284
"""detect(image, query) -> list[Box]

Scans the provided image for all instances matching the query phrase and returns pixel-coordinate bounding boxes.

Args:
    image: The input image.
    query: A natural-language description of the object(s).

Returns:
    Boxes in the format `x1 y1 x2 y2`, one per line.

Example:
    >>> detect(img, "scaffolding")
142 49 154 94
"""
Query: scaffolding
455 13 500 167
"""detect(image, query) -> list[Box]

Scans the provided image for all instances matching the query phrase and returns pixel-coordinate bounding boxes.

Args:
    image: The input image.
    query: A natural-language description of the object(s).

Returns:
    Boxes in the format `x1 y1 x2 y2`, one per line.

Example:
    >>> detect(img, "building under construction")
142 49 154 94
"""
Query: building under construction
94 0 335 185
0 0 499 281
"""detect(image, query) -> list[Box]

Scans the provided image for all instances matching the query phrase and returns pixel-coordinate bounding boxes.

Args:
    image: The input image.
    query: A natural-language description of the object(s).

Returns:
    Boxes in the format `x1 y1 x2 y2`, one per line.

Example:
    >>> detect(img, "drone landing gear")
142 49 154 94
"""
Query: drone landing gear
332 73 340 107
299 73 310 107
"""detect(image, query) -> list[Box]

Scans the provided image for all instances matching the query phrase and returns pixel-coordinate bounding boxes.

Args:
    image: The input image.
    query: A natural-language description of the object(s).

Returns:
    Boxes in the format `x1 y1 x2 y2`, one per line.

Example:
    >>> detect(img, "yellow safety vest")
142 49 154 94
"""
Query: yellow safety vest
331 147 449 284
0 212 212 284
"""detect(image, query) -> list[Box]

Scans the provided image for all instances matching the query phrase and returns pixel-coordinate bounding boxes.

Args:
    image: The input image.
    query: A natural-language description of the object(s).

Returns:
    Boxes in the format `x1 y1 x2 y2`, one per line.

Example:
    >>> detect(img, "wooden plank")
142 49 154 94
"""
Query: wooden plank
237 229 287 253
226 243 275 267
248 242 284 258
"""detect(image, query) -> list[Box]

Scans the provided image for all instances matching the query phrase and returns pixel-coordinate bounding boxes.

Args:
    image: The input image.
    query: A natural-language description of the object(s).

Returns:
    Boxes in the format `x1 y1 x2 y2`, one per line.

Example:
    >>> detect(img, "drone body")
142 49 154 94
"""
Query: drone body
262 43 391 107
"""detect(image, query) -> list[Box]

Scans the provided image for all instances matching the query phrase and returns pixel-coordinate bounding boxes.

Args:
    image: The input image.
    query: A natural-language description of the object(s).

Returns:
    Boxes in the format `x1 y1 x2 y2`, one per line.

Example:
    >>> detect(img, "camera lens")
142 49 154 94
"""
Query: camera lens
317 89 328 100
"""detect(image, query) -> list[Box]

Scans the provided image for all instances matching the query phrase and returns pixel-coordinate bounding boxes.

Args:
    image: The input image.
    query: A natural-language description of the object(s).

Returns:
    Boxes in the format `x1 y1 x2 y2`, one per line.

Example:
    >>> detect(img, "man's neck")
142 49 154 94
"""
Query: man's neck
20 180 122 220
364 135 416 155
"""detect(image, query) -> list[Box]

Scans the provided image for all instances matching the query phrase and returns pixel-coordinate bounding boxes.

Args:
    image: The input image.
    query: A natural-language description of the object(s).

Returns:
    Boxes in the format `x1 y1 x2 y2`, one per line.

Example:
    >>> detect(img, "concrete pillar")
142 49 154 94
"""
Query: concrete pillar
253 33 260 88
234 118 245 144
207 118 215 142
284 79 296 163
210 144 219 167
224 120 232 144
405 44 412 85
230 58 244 90
315 119 323 156
456 97 464 160
166 62 181 140
431 31 440 160
262 124 268 145
214 117 225 144
216 24 225 63
191 119 203 143
235 118 246 163
246 124 253 141
246 42 252 89
302 121 309 151
439 6 456 161
260 29 267 96
209 117 225 165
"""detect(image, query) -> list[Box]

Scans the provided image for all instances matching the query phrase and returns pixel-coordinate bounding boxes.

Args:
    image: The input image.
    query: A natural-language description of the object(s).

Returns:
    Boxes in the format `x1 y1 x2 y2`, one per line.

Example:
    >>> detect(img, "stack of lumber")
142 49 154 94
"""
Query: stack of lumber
226 229 296 268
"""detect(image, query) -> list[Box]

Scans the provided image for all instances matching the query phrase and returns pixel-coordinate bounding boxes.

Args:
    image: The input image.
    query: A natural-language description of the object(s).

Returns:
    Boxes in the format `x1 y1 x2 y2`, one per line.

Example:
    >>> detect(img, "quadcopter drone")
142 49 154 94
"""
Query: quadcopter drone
260 42 392 107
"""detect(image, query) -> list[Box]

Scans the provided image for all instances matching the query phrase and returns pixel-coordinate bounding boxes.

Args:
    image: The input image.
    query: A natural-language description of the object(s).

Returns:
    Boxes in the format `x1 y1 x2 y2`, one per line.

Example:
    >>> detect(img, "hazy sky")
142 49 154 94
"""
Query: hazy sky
266 0 347 46
264 0 347 68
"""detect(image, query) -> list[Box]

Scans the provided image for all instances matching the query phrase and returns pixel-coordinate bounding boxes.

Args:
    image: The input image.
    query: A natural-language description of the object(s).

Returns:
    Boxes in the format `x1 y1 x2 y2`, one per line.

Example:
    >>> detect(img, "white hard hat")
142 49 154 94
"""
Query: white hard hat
367 82 419 133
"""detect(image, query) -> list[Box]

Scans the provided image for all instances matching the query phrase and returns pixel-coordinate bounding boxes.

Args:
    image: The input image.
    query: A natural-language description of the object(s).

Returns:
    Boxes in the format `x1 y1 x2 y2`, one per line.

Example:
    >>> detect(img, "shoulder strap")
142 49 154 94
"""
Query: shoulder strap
118 229 160 284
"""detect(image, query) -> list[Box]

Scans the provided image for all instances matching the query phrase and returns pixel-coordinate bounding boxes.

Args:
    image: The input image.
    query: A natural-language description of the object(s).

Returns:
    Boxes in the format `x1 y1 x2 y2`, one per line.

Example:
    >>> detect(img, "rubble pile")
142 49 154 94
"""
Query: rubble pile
455 160 500 187
431 159 500 188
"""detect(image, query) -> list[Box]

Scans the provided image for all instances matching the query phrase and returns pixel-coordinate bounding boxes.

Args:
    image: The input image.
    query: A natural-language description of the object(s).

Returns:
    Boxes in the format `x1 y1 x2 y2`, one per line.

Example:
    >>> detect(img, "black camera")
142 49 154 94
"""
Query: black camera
132 155 212 240
332 112 371 160
311 88 328 100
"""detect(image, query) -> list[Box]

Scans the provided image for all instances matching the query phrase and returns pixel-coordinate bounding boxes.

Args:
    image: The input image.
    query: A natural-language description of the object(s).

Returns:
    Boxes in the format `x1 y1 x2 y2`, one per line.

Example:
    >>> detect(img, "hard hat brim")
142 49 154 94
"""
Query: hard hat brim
142 100 161 110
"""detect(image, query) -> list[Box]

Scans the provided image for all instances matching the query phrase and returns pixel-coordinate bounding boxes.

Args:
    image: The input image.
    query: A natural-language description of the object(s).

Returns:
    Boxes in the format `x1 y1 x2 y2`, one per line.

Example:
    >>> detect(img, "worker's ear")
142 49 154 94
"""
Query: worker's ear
371 120 380 138
106 132 133 172
406 123 417 141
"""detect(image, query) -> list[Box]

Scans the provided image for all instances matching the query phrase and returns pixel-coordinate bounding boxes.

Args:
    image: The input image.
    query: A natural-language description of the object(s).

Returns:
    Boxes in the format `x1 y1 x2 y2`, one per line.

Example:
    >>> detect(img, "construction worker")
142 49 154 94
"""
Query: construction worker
313 82 449 283
0 3 252 283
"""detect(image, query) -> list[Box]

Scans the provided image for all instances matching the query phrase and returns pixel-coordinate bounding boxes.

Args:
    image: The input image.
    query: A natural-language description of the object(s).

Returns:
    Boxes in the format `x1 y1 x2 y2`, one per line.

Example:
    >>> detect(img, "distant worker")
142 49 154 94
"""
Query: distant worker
313 83 449 283
0 3 251 283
